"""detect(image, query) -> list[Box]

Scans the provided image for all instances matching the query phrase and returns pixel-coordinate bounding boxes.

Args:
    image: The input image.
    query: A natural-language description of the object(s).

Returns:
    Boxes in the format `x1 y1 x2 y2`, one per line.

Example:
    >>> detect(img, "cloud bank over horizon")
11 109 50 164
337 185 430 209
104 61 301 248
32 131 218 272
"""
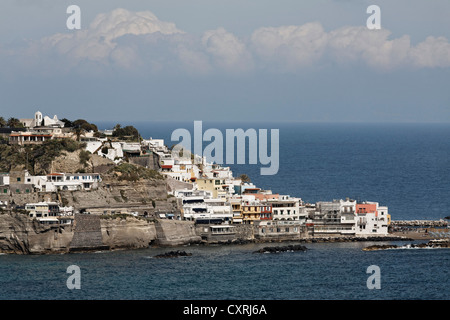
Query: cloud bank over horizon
2 8 450 78
1 5 449 124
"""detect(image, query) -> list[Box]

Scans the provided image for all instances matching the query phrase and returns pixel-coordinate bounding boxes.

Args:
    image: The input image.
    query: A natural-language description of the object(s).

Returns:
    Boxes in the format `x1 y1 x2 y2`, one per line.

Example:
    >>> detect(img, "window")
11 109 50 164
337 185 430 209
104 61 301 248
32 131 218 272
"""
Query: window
3 189 7 194
16 189 20 193
17 177 21 182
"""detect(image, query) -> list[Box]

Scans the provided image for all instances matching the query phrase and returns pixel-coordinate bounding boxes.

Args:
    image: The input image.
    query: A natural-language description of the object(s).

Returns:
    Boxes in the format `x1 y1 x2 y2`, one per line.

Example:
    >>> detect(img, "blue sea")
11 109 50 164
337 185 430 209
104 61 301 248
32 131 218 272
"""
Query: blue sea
1 122 449 300
131 121 450 221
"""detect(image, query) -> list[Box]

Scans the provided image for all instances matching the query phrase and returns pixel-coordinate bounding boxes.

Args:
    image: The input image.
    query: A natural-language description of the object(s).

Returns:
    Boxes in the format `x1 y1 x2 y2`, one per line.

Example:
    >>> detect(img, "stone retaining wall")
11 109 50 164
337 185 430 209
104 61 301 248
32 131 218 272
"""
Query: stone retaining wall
69 214 108 251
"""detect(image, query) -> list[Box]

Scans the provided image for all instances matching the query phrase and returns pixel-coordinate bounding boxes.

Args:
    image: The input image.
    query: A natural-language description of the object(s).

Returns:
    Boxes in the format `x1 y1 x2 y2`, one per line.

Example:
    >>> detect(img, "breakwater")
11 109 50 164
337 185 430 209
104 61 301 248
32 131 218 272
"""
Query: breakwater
390 220 448 227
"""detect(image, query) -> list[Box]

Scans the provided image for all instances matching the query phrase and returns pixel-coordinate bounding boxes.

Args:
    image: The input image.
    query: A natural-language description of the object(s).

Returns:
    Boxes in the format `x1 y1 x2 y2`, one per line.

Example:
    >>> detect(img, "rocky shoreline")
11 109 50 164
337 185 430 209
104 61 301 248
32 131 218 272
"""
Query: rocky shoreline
2 211 443 255
198 235 413 246
363 239 450 251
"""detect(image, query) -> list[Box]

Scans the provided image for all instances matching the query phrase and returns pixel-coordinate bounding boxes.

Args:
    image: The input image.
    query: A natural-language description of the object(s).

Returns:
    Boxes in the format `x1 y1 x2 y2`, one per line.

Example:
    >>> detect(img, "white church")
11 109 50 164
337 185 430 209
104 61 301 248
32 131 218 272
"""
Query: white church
20 111 65 129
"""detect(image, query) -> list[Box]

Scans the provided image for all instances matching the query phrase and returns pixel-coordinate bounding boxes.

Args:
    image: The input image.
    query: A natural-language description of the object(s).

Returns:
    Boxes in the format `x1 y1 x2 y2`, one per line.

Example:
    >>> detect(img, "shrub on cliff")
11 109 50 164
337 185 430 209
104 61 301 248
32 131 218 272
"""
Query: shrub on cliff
0 139 85 175
111 163 164 181
79 150 91 167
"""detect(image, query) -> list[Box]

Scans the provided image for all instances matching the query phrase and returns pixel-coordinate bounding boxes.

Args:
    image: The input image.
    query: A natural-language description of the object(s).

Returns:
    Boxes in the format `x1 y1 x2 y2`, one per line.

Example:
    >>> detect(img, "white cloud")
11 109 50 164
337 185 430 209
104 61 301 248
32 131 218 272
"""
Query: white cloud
42 8 183 64
327 26 412 70
202 27 253 73
2 8 450 77
409 36 450 68
250 22 328 70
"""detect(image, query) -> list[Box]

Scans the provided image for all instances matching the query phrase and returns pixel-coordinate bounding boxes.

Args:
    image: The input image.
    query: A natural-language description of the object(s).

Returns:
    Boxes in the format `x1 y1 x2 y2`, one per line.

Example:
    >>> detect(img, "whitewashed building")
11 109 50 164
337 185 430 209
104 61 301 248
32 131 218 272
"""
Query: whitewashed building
269 196 306 221
31 173 102 192
355 201 389 236
175 188 233 223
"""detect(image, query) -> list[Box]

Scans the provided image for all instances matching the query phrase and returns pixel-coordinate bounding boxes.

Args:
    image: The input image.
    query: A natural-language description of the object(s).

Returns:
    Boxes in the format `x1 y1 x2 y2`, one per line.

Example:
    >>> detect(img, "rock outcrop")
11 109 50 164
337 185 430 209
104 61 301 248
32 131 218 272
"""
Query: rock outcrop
0 212 73 254
153 250 192 258
0 211 202 254
254 244 307 253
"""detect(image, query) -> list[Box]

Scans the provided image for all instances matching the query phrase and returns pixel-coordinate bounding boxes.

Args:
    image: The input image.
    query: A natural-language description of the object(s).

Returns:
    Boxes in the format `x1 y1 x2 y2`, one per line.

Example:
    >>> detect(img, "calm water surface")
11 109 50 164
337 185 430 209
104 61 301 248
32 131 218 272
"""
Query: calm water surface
1 122 449 300
0 242 449 300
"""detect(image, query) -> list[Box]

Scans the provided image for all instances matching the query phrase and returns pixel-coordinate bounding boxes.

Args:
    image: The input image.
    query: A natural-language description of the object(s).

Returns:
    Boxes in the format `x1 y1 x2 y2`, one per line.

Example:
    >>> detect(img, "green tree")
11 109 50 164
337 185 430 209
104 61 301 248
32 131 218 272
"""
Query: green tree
0 117 6 128
73 127 83 141
239 174 251 183
73 119 98 132
61 118 74 128
112 125 140 141
7 117 24 128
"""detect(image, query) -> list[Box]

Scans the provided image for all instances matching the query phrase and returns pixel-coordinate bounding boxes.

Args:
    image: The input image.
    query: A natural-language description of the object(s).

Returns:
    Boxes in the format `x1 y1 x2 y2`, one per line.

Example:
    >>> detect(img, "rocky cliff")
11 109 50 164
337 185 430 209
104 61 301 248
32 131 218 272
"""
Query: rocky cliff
0 212 201 254
0 212 73 254
101 216 157 250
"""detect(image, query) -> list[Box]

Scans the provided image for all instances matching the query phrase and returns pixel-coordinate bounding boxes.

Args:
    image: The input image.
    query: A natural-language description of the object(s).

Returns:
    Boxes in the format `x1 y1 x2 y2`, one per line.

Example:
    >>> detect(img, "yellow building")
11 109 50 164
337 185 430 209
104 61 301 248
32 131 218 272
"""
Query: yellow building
230 199 243 224
196 178 228 198
242 204 260 224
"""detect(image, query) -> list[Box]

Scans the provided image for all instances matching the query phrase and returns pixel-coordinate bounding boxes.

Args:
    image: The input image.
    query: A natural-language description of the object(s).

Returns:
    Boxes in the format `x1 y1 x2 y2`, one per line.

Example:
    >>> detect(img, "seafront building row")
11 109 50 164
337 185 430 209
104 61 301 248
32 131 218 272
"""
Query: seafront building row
0 110 391 237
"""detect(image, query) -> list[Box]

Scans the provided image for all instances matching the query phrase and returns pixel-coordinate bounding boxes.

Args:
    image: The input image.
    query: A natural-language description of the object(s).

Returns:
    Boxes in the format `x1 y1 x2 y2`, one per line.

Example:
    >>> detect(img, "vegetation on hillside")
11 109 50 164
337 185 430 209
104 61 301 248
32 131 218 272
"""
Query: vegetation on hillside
112 124 141 142
110 162 164 181
239 174 251 183
0 117 24 128
0 139 85 175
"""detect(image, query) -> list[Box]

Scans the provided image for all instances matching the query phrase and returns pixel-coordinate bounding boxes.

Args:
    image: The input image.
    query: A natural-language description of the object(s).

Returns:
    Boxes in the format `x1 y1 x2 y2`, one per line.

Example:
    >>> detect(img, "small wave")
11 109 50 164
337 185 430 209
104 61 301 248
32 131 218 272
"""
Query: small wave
385 245 448 250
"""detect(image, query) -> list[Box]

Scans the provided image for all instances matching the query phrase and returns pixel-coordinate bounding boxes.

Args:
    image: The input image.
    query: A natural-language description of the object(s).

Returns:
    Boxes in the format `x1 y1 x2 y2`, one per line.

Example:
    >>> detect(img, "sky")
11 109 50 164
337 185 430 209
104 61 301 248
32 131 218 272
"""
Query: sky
0 0 449 123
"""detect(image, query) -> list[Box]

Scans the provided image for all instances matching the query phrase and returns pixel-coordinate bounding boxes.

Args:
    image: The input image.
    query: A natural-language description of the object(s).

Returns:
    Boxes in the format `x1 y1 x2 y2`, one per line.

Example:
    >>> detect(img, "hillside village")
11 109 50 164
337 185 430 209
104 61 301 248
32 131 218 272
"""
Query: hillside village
0 111 392 242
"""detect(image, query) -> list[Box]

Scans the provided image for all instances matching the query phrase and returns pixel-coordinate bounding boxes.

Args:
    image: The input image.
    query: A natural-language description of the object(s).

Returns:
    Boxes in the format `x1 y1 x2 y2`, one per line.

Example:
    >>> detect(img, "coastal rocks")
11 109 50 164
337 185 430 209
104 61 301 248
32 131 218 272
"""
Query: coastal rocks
363 240 450 251
153 250 192 258
0 212 73 254
254 244 307 253
301 236 411 243
363 244 399 251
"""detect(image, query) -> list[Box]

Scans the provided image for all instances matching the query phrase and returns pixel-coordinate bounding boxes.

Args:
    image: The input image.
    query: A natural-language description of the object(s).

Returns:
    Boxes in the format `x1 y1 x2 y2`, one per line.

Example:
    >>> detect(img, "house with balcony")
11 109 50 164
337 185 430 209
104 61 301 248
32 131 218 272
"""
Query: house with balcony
25 201 61 224
269 196 305 222
355 201 389 236
313 199 357 235
241 201 273 224
9 131 53 145
175 188 232 224
32 173 102 192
